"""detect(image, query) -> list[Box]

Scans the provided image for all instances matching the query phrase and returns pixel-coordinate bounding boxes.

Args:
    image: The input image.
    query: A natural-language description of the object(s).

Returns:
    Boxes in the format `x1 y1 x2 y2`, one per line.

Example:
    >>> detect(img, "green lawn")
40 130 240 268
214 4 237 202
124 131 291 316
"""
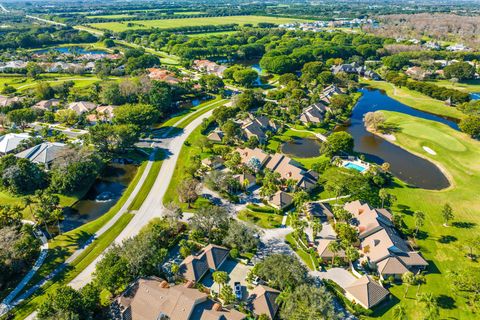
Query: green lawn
425 79 480 93
86 14 136 19
285 233 316 270
237 210 283 229
0 74 110 92
89 15 311 32
361 79 465 121
128 151 164 211
369 111 480 319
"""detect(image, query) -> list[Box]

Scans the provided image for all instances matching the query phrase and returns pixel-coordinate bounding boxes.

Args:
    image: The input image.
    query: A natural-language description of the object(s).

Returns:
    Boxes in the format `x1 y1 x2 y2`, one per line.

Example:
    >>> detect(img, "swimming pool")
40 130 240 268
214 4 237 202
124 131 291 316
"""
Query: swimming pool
344 162 368 173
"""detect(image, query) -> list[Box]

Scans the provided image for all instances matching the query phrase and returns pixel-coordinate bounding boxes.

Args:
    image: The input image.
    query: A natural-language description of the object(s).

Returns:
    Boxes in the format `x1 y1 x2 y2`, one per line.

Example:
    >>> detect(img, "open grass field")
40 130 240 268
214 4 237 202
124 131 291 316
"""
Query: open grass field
89 15 311 32
0 74 110 92
86 14 136 19
237 210 283 229
369 111 480 319
425 79 480 93
361 79 465 121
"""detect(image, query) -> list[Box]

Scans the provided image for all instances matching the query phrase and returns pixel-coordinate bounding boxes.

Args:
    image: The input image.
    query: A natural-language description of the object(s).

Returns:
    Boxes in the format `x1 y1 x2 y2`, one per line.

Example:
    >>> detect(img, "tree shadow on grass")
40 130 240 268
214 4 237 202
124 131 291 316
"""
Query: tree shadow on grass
452 221 477 229
438 235 457 244
397 204 414 216
426 260 441 275
437 294 456 310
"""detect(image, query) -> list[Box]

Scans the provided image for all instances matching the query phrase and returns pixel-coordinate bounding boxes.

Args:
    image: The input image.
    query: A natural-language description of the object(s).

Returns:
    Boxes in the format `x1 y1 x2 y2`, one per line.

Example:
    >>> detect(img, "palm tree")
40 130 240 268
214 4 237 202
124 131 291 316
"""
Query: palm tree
415 272 426 298
420 293 439 320
379 188 389 208
345 245 360 268
392 304 407 320
328 241 342 268
22 196 36 217
441 203 454 226
51 208 64 235
413 211 425 242
212 271 228 293
293 190 309 212
402 271 415 298
311 219 323 239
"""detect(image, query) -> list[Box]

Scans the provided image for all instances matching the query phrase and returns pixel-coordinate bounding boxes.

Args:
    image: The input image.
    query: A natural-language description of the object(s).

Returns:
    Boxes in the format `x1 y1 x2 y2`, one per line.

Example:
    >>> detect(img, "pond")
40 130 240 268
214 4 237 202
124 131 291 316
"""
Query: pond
470 92 480 100
61 164 137 232
239 59 263 86
281 137 322 158
34 46 107 55
343 88 455 190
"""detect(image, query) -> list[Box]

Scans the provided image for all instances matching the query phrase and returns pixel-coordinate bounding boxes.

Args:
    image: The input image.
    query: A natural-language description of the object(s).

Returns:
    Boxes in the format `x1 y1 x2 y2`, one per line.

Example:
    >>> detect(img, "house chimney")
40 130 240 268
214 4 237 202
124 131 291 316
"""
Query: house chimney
184 280 194 288
212 303 222 311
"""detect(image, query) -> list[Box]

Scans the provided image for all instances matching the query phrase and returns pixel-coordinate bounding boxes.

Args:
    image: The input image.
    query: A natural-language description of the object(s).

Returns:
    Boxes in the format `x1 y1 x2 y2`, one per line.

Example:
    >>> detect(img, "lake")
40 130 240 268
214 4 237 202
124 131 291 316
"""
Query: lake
61 164 137 232
344 88 455 190
34 46 107 55
281 137 321 158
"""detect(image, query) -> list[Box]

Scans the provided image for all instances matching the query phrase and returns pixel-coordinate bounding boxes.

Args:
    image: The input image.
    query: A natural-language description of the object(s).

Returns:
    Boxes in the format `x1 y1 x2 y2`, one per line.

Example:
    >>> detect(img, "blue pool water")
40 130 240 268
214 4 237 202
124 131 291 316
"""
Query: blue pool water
344 162 367 172
470 93 480 100
34 46 107 55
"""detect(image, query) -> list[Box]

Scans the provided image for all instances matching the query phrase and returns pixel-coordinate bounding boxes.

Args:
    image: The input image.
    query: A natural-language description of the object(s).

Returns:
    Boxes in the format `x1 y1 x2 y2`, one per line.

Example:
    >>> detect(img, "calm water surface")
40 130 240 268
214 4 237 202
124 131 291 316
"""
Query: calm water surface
345 88 455 190
281 137 321 158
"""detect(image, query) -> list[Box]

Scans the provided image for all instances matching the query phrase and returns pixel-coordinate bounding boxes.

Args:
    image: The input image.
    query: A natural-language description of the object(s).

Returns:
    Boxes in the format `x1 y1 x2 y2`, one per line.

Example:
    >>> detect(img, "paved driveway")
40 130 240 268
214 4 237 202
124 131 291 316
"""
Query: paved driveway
312 268 356 289
202 259 251 300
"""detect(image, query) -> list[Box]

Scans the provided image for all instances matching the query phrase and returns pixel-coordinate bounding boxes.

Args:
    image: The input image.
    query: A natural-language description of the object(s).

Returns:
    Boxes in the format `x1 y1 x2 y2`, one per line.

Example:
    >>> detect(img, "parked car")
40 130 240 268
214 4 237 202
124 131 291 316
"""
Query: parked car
234 282 242 300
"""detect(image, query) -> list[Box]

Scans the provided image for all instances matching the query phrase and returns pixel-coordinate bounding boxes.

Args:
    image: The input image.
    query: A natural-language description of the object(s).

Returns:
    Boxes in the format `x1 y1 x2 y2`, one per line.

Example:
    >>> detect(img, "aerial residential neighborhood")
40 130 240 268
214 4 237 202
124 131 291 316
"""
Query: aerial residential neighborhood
0 1 479 320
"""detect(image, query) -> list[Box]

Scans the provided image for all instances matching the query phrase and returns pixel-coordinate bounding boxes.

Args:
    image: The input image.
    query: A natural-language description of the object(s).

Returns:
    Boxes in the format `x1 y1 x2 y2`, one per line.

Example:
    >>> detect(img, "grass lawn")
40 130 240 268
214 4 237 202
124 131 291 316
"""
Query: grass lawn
89 15 311 32
285 233 316 270
361 79 465 121
0 74 111 92
127 151 164 211
237 210 283 229
86 14 136 19
188 31 237 38
12 213 134 320
369 111 480 319
425 79 480 93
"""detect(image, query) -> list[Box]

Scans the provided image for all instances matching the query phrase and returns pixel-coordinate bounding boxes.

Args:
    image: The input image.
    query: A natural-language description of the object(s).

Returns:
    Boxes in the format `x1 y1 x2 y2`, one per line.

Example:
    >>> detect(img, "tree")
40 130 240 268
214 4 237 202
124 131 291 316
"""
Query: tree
383 55 410 70
35 82 55 100
413 211 425 241
444 62 476 81
345 245 360 266
26 62 43 79
321 132 354 156
254 254 308 291
212 270 229 293
459 115 480 138
37 285 89 320
164 202 183 227
222 220 259 253
379 188 389 208
441 203 454 226
220 284 236 304
114 103 160 129
279 284 341 320
0 155 47 195
364 111 386 131
7 109 36 131
100 82 125 105
0 204 22 226
232 68 259 87
194 135 212 153
392 304 407 320
420 293 439 320
88 123 140 155
335 223 358 245
292 190 309 211
177 178 200 208
332 206 352 223
233 89 263 112
190 205 230 242
311 219 323 239
55 109 79 126
103 38 115 48
328 241 342 267
402 271 415 298
415 272 426 297
199 74 224 93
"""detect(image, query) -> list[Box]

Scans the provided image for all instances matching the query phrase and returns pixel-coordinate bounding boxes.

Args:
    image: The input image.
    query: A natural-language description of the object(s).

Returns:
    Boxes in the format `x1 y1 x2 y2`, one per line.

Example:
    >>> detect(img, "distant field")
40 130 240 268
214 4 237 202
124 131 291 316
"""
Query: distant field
86 14 136 19
173 11 205 15
88 15 311 32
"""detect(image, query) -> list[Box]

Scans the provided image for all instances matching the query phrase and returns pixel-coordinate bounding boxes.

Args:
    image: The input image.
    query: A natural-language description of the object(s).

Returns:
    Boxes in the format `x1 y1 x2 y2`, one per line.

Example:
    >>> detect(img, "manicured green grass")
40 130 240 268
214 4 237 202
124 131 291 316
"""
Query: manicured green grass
128 151 164 211
22 160 145 290
237 210 283 229
425 79 480 93
369 111 480 319
285 233 315 270
361 79 465 120
188 31 237 38
86 14 136 19
0 74 111 92
89 15 311 32
12 213 134 320
175 99 227 130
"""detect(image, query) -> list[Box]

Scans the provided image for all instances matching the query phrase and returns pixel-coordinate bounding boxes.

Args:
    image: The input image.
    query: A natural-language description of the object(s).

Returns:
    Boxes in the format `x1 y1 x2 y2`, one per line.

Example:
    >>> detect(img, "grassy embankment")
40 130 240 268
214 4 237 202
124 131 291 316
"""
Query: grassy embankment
368 111 480 319
425 79 480 93
361 79 465 121
237 204 283 229
89 15 311 32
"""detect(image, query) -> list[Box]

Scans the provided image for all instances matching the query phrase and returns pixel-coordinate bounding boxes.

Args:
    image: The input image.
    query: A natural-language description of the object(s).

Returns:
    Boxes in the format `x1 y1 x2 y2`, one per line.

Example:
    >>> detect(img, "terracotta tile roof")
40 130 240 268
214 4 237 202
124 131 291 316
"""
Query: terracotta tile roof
361 227 409 263
376 256 409 276
317 239 346 259
236 147 270 166
269 191 293 209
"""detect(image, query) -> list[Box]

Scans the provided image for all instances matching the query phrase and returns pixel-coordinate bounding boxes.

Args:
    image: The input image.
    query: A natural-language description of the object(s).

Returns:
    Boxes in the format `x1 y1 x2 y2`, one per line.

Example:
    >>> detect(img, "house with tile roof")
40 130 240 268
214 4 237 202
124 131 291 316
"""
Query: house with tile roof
179 244 230 282
32 99 61 111
299 103 329 124
67 101 97 115
317 239 346 263
0 133 31 155
268 190 293 210
0 95 24 108
344 275 389 309
111 277 246 320
15 142 67 169
249 285 280 320
86 105 117 124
